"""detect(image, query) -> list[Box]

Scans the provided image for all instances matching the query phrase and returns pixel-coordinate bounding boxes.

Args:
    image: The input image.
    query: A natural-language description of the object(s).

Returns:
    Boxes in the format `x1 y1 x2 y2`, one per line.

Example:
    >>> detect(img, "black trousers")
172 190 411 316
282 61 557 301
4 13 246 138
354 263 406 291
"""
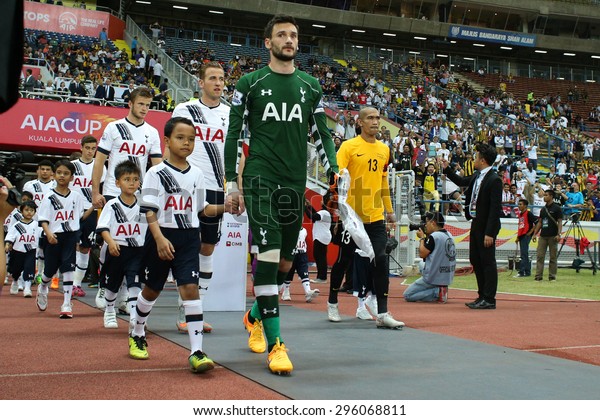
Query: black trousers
353 221 389 313
469 224 498 303
313 239 329 280
328 242 355 304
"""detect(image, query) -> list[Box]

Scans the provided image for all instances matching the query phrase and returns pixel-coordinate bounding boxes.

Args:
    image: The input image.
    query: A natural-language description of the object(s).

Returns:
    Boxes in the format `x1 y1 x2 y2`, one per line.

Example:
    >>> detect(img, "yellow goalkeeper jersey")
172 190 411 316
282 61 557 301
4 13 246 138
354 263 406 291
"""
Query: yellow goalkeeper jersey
337 135 393 223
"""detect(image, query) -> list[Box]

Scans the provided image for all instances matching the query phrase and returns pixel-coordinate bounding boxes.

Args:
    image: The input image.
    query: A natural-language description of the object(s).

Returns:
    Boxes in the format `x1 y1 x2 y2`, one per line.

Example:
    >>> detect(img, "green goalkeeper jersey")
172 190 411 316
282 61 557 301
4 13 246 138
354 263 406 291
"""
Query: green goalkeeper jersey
224 66 338 190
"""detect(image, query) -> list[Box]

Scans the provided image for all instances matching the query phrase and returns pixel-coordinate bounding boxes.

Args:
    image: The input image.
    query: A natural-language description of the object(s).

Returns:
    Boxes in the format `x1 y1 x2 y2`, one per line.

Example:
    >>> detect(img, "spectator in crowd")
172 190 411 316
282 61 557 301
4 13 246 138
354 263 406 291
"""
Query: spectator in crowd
23 69 36 92
94 78 115 101
149 22 161 44
514 199 536 278
99 28 108 48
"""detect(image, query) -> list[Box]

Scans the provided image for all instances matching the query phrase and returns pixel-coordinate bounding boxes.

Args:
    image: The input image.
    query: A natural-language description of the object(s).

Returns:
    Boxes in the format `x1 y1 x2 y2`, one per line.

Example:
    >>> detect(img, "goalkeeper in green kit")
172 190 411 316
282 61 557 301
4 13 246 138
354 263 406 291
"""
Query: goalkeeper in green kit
224 14 338 375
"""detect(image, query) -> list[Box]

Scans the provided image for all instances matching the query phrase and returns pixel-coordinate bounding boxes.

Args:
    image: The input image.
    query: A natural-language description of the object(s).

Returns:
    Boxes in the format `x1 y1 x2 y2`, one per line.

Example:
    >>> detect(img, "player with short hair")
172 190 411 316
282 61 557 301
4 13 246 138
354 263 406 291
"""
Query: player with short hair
224 14 338 375
70 135 105 297
5 200 39 297
23 160 56 282
36 160 98 318
91 87 162 308
96 161 147 330
131 117 230 373
171 61 230 334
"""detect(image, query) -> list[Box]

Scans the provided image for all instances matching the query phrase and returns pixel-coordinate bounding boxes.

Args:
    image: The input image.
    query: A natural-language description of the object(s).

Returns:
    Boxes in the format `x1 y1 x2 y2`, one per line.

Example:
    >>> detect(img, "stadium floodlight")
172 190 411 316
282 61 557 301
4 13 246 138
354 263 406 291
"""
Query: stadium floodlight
230 43 242 47
136 1 151 4
535 50 547 54
464 57 475 61
592 55 600 59
209 10 223 14
352 29 366 33
564 52 576 56
414 36 427 40
473 43 485 47
173 5 188 10
450 40 457 44
437 54 448 57
500 46 512 50
354 45 364 48
312 24 326 28
383 33 396 37
586 80 597 83
408 51 420 55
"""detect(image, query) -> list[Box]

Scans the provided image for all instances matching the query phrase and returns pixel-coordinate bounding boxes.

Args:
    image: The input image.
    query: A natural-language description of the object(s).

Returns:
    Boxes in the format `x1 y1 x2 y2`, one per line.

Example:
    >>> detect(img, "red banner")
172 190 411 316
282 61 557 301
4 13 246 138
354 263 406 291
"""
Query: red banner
24 2 124 39
0 99 171 154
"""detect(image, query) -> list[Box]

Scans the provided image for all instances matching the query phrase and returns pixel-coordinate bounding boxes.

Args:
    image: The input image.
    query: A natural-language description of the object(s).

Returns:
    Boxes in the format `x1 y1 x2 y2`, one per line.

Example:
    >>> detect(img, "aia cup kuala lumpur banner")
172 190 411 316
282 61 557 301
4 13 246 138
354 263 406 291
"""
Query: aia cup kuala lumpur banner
24 2 124 39
204 213 248 312
0 98 171 153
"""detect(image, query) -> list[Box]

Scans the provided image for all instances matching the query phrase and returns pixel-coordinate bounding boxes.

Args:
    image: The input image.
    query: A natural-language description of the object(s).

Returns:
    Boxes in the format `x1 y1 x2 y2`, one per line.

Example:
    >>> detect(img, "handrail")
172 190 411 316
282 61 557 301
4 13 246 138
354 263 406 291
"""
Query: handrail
125 16 198 104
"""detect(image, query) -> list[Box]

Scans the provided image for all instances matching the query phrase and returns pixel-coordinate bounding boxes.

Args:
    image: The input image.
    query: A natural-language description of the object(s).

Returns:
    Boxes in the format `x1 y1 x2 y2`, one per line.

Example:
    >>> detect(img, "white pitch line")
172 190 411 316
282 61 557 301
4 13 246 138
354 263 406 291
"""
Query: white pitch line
525 344 600 352
0 365 222 379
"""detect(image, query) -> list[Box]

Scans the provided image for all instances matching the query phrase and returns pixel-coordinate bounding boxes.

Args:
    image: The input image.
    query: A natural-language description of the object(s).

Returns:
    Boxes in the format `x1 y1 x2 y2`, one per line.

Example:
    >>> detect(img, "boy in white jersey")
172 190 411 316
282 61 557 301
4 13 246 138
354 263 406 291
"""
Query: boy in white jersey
70 136 104 297
3 191 33 289
281 226 319 302
36 160 98 318
171 62 229 334
23 160 56 284
5 201 39 297
92 87 163 207
132 117 230 373
96 161 147 330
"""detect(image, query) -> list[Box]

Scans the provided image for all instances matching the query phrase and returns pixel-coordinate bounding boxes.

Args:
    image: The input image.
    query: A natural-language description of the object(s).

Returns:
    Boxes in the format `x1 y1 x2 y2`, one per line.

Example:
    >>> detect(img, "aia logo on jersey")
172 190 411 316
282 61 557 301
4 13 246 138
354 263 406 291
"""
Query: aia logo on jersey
164 195 192 211
55 211 75 221
262 103 303 123
227 231 241 239
116 223 141 236
195 126 225 143
118 142 146 156
72 177 92 188
33 194 44 203
19 234 36 243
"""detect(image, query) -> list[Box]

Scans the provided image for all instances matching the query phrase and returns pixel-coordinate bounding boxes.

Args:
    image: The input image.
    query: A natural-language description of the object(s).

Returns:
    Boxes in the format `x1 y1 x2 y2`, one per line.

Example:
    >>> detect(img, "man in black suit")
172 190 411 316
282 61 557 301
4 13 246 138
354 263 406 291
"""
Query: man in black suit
23 69 36 92
94 79 115 102
69 78 88 102
442 143 502 309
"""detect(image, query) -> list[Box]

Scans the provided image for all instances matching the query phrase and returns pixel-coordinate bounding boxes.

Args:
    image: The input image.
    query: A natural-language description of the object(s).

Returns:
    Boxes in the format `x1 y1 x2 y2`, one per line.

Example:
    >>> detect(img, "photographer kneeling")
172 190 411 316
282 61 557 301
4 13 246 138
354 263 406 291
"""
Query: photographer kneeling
403 212 456 303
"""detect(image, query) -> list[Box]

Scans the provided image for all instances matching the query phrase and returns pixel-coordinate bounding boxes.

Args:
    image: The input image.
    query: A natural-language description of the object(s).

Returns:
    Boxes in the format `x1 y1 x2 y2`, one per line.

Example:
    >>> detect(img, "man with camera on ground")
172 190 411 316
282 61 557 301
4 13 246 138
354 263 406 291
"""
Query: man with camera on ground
403 212 455 303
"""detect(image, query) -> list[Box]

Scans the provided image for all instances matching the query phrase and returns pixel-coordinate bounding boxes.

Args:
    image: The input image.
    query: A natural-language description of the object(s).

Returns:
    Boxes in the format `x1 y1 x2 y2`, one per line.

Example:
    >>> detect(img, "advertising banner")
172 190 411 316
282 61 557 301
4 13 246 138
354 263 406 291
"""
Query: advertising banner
24 2 124 39
448 25 536 47
204 213 248 312
0 98 171 154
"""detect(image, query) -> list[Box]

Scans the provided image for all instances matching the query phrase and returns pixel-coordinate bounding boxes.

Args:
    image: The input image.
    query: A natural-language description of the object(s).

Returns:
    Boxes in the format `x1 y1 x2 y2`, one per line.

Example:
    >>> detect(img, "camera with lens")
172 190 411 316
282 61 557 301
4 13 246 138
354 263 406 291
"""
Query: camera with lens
409 215 427 233
0 151 34 207
571 212 580 222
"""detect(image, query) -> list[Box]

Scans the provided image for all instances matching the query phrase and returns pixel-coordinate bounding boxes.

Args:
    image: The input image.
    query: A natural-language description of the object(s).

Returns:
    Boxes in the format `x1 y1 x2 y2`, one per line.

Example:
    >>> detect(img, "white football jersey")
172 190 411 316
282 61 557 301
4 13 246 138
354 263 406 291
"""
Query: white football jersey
70 159 105 207
97 117 162 198
37 189 87 233
140 161 207 229
96 196 147 247
172 99 230 191
23 179 56 208
294 227 308 254
3 208 22 232
5 220 39 253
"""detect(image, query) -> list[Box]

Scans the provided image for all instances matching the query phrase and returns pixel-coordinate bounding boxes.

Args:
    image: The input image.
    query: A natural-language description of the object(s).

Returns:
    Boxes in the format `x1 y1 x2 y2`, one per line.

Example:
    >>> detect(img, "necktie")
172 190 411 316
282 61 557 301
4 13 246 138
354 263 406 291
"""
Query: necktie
470 173 481 218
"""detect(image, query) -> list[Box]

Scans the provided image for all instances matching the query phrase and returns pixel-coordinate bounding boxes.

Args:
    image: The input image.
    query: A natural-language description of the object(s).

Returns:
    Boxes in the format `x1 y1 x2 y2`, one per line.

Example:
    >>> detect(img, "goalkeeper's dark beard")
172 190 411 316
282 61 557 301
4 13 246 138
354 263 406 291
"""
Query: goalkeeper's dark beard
272 48 296 62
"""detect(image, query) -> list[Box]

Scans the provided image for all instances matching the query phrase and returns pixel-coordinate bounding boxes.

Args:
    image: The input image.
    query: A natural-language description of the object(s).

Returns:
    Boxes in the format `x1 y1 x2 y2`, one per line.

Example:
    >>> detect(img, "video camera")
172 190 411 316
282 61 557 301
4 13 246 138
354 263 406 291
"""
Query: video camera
0 151 34 206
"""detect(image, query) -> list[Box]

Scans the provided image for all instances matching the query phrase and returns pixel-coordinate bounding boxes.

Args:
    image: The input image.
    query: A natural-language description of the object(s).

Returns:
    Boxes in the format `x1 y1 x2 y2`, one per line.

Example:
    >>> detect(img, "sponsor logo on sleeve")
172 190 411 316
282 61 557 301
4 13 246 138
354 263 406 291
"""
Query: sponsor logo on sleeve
232 90 243 106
